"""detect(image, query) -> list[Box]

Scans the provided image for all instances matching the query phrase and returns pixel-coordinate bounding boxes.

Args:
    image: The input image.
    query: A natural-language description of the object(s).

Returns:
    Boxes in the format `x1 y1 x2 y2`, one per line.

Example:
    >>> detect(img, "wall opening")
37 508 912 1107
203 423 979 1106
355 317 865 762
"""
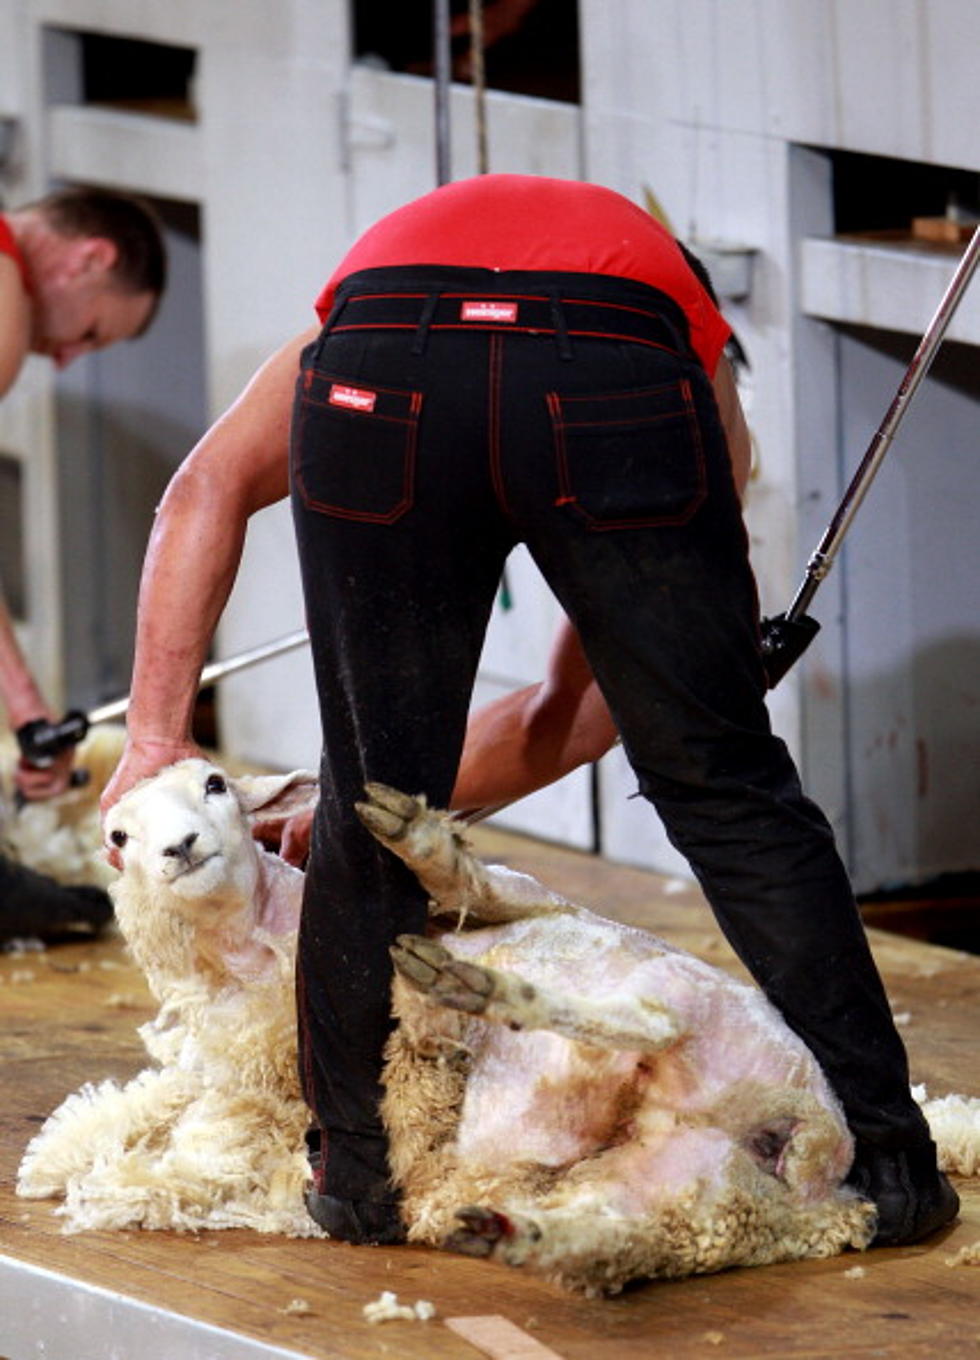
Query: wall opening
44 28 198 122
821 146 980 240
352 0 580 103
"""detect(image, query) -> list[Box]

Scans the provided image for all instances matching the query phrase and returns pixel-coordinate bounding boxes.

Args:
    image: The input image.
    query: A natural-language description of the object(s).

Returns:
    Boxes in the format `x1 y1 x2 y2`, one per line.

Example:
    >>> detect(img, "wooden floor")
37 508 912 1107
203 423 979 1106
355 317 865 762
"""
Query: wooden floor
2 824 978 1360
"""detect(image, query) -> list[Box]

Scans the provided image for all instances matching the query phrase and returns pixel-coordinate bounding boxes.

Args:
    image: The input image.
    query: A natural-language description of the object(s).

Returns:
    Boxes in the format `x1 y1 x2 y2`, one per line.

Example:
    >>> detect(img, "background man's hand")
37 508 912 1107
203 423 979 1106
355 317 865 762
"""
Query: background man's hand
14 745 75 800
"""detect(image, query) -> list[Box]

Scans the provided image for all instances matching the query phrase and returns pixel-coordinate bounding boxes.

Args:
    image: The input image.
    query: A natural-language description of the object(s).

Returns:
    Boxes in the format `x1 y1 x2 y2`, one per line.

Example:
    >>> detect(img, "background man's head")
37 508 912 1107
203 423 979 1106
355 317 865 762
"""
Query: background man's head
20 186 167 368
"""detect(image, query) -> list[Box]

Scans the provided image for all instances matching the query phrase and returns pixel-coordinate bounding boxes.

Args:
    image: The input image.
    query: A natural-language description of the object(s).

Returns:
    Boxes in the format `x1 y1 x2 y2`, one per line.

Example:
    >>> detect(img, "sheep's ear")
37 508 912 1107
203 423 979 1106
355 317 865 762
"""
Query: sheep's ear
233 771 319 825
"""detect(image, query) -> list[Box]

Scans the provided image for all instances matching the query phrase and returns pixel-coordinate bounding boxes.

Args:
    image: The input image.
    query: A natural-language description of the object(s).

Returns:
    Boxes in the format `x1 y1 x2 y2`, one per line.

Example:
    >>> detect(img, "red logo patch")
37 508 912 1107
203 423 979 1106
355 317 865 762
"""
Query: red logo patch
329 383 377 413
460 300 519 323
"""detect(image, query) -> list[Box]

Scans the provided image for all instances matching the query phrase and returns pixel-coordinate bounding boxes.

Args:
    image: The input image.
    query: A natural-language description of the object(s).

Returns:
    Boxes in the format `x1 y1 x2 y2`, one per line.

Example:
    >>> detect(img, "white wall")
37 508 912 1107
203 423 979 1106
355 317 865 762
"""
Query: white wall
581 0 980 886
4 0 977 888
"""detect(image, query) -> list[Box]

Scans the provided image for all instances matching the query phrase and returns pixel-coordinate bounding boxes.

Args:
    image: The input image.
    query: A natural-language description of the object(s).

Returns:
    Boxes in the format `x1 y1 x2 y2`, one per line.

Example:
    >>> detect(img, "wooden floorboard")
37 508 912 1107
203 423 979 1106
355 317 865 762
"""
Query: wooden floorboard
2 825 978 1359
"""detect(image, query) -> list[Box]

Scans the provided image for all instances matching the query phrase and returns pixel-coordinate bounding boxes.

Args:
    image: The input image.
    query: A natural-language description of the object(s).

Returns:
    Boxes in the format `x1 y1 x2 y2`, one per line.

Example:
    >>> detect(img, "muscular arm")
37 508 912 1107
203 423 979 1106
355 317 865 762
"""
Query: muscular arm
100 327 316 816
0 591 46 730
450 619 618 815
712 352 751 497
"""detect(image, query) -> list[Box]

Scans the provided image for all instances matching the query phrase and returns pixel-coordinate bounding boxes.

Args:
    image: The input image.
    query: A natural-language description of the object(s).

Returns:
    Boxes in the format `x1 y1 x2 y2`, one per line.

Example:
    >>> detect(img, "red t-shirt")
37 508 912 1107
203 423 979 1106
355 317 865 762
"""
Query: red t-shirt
0 216 32 293
316 175 730 375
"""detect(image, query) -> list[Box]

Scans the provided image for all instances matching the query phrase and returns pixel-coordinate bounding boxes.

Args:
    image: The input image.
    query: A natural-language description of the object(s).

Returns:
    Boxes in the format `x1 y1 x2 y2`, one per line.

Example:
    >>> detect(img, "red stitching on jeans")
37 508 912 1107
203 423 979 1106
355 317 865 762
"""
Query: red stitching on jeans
488 334 510 515
304 368 420 400
547 391 572 507
295 966 321 1127
546 377 708 531
329 322 678 354
293 380 423 523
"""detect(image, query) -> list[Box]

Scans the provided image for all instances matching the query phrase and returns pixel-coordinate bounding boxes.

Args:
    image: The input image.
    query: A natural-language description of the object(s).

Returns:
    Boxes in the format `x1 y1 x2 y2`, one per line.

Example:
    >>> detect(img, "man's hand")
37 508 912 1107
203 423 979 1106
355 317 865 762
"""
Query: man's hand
14 745 75 800
250 804 315 868
279 806 314 868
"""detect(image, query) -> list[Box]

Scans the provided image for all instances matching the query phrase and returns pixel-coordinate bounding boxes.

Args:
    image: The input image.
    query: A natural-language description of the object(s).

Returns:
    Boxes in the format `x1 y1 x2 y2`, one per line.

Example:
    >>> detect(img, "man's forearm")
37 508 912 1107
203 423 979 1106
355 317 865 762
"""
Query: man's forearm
124 465 248 748
452 680 617 814
103 329 309 810
0 593 49 729
452 619 618 815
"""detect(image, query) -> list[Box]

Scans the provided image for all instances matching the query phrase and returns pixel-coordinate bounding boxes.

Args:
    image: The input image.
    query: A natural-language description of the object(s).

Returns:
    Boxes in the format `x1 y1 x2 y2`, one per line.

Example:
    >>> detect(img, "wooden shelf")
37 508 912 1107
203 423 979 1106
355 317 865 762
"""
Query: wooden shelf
46 103 204 203
799 231 980 344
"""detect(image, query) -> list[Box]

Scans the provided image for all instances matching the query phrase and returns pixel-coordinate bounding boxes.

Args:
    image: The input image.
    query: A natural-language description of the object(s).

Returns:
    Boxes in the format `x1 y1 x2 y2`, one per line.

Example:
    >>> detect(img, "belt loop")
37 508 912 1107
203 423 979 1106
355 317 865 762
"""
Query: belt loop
411 291 441 356
312 294 348 361
549 292 574 361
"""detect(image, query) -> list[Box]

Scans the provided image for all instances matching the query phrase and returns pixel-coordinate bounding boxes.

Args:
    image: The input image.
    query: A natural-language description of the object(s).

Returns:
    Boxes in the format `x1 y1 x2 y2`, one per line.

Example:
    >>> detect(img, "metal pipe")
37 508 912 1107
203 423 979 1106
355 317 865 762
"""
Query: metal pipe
433 0 453 184
469 0 488 174
86 628 310 726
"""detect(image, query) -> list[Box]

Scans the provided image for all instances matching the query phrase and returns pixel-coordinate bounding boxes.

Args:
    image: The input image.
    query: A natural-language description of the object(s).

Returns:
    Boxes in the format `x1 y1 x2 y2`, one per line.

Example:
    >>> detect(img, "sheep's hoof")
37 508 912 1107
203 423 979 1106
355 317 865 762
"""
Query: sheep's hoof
445 1206 542 1265
356 783 423 842
391 935 494 1013
443 1206 515 1258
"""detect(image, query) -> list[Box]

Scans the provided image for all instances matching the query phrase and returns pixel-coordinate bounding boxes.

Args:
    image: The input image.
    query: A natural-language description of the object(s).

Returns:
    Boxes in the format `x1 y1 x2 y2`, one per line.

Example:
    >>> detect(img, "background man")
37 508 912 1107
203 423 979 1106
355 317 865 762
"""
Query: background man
0 184 166 939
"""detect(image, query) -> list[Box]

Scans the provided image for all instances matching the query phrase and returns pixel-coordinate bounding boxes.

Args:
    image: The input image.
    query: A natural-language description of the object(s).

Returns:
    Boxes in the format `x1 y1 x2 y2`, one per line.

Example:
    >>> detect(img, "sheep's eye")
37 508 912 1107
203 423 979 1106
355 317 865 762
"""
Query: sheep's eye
204 773 228 796
110 829 128 848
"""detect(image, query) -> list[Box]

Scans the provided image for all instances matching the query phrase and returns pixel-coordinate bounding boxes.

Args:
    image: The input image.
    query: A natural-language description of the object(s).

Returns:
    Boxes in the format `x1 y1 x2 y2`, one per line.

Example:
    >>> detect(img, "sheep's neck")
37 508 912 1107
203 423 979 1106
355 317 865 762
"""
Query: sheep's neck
189 906 269 984
194 889 296 986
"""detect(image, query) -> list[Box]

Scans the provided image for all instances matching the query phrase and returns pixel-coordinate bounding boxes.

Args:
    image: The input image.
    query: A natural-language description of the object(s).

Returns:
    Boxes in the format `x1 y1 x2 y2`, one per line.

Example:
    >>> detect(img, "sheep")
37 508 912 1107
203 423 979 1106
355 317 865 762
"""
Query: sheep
0 723 126 891
0 724 125 944
17 764 976 1294
17 759 322 1236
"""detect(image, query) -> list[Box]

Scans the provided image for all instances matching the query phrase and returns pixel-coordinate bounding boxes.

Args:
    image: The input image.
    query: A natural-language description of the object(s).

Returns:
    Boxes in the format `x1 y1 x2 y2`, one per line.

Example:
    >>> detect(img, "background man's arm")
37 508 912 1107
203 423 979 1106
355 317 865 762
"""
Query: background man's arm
0 256 31 398
100 327 316 818
0 590 75 797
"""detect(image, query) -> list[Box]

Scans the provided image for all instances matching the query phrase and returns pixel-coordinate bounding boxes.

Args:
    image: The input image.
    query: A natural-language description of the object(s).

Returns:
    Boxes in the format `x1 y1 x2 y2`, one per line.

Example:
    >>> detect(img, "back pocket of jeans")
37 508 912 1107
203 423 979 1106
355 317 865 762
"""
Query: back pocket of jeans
292 369 423 523
547 378 707 530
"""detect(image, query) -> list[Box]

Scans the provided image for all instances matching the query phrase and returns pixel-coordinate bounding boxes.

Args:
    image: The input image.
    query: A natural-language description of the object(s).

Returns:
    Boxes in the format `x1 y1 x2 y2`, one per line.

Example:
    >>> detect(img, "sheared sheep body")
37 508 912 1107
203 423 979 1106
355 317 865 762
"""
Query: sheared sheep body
358 784 874 1291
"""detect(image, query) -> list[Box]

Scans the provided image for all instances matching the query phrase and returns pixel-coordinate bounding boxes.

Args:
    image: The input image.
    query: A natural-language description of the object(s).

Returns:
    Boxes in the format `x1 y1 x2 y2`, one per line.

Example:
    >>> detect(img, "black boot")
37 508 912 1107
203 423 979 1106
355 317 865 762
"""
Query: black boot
305 1187 407 1245
304 1126 406 1245
0 852 113 943
847 1139 960 1247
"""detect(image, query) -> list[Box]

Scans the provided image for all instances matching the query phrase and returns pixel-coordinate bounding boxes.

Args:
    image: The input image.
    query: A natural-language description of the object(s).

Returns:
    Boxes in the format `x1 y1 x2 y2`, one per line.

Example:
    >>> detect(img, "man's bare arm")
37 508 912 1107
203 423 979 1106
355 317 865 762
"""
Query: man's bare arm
712 353 752 498
100 327 316 817
0 256 31 398
450 619 618 816
0 589 76 798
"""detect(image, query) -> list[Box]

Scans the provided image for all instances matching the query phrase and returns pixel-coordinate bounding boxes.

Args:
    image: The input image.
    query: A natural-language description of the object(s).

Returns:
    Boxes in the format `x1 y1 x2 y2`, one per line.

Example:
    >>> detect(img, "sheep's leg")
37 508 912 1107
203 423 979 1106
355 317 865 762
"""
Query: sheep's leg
443 1202 660 1293
357 782 573 923
443 1189 873 1294
391 934 682 1052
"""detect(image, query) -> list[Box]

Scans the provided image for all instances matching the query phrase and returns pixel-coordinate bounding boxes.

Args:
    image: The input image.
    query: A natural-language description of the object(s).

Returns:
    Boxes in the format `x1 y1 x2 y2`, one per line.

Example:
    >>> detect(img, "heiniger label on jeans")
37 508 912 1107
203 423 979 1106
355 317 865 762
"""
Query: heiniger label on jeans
460 300 519 323
329 383 378 412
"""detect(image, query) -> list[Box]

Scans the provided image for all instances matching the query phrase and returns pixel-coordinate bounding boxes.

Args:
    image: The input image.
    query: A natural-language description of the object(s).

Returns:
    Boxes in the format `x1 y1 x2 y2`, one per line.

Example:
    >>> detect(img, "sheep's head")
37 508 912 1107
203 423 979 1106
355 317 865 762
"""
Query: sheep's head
104 759 318 985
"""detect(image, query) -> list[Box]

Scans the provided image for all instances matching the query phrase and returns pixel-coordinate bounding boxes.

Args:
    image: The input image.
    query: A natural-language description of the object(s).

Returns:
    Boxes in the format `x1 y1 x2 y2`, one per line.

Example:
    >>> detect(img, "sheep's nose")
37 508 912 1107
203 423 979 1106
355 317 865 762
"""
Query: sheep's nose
163 832 198 862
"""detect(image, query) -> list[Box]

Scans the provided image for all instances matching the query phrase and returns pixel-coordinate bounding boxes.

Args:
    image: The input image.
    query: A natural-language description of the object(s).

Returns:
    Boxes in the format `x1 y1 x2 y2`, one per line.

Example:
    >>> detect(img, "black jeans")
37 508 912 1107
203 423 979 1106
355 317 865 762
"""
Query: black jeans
290 266 929 1200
